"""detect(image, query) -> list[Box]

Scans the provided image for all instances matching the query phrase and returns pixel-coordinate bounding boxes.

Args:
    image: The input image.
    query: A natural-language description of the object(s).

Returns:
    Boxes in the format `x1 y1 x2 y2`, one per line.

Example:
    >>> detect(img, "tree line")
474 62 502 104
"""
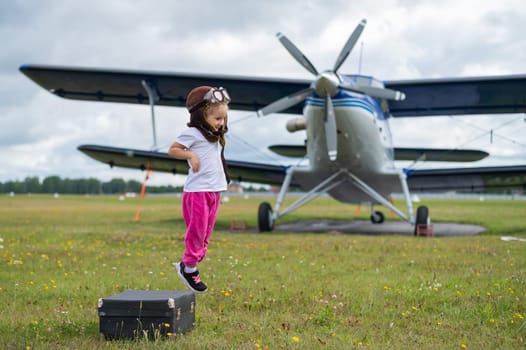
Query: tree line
0 176 183 194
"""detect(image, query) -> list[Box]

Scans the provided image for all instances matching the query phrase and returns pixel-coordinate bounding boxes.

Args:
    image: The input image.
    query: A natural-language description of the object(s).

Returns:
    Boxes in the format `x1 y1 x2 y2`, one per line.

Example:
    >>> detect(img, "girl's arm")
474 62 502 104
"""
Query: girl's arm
168 142 200 172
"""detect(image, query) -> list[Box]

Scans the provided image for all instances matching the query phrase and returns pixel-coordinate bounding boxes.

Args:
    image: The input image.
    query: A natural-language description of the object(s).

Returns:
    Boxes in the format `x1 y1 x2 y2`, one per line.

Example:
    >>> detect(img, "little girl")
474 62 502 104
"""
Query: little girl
168 86 230 293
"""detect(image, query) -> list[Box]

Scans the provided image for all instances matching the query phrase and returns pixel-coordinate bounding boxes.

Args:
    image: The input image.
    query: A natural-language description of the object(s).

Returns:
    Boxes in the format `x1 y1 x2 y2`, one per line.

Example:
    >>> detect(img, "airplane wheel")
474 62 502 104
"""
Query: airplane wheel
414 205 430 235
370 211 385 224
258 202 274 232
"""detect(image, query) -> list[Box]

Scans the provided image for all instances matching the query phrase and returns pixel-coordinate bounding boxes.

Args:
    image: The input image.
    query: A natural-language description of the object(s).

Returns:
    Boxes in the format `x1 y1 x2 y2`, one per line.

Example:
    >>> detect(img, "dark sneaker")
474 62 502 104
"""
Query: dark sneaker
176 262 208 293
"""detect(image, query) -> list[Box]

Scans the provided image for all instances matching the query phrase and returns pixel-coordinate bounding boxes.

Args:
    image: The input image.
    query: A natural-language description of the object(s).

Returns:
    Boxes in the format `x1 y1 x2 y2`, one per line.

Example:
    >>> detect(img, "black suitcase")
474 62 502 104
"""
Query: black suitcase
98 289 195 340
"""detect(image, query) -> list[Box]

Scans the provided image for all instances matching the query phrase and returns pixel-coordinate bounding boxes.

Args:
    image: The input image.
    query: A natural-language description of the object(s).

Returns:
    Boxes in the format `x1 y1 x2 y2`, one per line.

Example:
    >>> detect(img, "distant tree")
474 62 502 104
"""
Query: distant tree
86 178 101 194
102 178 126 194
24 177 41 193
3 181 17 193
42 176 61 193
62 178 74 193
1 176 184 194
126 180 142 193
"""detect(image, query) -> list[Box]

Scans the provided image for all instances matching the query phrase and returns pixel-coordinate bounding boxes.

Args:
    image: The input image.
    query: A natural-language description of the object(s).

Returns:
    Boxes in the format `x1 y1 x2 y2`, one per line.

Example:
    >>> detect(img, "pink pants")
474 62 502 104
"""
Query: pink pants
181 191 221 267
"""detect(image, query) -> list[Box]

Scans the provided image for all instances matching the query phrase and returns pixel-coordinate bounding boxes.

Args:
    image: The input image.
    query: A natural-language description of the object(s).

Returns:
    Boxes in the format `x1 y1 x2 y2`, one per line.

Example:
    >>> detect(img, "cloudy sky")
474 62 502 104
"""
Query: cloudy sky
2 0 526 186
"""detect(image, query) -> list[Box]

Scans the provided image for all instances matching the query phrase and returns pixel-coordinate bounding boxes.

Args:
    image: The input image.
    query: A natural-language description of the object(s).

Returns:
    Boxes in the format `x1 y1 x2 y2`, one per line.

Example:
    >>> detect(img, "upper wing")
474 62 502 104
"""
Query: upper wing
406 165 526 192
19 64 310 114
386 75 526 117
21 64 526 117
78 144 291 186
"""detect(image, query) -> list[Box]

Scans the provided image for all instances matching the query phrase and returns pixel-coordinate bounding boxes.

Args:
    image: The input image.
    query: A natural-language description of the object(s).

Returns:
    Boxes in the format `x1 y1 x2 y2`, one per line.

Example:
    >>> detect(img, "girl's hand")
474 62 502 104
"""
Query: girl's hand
168 142 200 172
188 152 200 172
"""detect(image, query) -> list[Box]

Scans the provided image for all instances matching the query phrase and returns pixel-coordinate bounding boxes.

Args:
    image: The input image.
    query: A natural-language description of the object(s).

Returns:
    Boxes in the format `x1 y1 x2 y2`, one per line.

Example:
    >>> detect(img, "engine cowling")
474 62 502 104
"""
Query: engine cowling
286 117 306 132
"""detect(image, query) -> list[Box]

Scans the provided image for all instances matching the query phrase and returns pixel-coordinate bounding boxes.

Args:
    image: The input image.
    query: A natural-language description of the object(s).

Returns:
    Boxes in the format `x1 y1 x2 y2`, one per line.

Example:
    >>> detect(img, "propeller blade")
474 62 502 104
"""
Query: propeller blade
277 32 319 76
339 84 406 101
257 88 314 117
324 94 338 161
333 18 367 73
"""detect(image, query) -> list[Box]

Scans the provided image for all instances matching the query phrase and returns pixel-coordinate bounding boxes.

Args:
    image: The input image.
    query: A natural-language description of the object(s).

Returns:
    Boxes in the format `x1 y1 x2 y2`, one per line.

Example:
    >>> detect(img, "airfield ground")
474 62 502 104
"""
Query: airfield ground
0 194 524 349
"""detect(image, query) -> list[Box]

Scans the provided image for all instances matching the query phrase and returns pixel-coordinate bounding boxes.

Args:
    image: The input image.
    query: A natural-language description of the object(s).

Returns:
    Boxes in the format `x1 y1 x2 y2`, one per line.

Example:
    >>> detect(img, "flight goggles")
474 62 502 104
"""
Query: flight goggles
189 87 230 112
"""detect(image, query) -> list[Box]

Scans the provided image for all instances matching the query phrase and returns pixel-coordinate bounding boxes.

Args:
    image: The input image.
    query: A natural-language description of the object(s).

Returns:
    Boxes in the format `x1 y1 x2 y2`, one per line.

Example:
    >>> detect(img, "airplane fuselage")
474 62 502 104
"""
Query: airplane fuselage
293 89 403 204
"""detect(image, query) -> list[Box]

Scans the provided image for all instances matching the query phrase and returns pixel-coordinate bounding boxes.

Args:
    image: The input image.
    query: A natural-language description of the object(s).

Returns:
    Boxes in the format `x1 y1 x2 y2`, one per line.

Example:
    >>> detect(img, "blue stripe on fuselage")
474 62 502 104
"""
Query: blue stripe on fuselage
305 90 385 119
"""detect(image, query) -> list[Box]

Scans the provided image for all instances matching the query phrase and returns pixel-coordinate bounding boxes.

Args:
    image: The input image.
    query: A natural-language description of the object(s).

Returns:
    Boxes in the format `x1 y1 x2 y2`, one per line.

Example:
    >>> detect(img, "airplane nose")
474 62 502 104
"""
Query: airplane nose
314 71 340 97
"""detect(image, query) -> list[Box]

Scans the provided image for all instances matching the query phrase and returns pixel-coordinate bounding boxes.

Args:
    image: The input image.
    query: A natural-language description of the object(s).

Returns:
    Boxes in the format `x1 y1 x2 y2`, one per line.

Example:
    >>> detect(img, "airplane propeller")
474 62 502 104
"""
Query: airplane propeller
257 18 406 160
256 87 314 117
333 19 367 73
276 32 319 76
324 93 338 160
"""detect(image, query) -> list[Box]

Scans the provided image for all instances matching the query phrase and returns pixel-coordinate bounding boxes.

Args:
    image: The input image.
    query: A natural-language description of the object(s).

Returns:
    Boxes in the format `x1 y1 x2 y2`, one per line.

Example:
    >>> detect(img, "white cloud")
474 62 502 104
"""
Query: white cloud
1 0 525 183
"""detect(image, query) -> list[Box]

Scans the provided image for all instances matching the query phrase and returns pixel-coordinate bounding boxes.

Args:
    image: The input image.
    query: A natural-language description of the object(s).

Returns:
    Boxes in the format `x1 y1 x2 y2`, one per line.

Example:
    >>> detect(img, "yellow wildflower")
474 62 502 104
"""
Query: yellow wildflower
292 336 300 343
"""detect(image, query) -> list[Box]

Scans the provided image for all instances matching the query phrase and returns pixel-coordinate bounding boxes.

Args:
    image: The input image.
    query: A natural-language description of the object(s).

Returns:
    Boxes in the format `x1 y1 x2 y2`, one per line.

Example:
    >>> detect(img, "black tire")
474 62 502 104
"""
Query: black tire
414 205 429 235
370 210 385 224
258 202 274 232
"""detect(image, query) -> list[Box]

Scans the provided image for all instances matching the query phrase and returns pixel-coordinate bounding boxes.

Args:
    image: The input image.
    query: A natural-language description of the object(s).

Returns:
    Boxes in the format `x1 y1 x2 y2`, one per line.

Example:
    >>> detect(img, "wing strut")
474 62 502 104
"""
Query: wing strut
141 80 160 150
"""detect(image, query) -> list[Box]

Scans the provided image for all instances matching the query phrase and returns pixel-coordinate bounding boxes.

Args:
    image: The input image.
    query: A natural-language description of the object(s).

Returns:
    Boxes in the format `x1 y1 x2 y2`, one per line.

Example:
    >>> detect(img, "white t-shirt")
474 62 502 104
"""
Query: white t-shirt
175 127 228 192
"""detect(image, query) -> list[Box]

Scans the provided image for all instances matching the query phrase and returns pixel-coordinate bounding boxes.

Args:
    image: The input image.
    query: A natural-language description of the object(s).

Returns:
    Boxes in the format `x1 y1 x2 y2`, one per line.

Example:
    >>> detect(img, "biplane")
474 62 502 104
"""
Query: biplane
20 19 526 233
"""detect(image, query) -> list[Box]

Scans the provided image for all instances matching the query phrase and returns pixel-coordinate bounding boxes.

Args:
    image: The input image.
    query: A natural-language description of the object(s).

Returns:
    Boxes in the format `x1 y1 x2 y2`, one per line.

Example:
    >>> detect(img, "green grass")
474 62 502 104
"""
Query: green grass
0 194 525 349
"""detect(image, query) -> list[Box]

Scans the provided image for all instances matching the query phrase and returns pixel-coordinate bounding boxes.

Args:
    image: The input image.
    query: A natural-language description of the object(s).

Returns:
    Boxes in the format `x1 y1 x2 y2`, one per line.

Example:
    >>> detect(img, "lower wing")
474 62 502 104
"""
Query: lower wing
79 144 526 193
406 166 526 192
78 144 291 186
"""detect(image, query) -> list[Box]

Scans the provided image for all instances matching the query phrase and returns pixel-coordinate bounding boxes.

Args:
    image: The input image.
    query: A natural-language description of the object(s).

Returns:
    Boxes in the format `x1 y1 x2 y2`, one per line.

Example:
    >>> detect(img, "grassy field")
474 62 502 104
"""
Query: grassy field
0 194 524 349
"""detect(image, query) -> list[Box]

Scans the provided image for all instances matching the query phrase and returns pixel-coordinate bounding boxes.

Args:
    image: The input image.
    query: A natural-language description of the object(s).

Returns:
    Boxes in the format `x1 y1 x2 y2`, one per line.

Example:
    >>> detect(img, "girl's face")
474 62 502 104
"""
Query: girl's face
204 103 228 132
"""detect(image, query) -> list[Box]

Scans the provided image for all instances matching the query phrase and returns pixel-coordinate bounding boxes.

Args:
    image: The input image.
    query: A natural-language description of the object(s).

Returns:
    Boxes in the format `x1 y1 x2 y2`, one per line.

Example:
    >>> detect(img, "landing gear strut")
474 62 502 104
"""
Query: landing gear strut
256 167 419 232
